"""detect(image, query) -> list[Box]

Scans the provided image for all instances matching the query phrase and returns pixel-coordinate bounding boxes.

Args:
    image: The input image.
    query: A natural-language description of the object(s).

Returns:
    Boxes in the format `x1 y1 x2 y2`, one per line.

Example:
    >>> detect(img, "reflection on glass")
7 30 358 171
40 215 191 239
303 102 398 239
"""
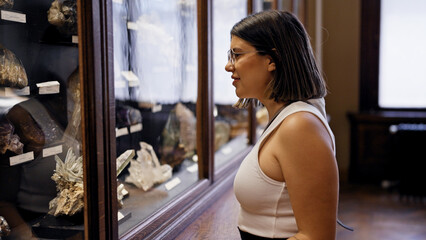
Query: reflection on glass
112 0 198 236
213 0 249 170
0 1 82 239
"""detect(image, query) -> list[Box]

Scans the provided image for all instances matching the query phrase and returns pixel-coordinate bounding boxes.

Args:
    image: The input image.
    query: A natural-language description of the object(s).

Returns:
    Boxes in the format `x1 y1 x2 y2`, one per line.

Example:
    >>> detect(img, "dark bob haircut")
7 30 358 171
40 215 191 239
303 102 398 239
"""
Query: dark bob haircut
231 10 327 108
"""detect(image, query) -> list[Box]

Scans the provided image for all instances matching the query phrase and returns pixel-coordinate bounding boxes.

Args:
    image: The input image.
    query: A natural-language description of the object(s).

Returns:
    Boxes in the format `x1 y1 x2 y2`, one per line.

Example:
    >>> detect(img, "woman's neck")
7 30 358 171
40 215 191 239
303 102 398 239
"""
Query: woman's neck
263 100 288 123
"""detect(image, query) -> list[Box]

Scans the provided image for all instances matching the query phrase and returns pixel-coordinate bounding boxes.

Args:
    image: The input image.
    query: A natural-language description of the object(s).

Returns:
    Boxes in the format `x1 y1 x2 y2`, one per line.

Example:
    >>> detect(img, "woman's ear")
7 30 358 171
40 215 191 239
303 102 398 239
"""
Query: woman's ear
267 48 277 72
267 58 276 72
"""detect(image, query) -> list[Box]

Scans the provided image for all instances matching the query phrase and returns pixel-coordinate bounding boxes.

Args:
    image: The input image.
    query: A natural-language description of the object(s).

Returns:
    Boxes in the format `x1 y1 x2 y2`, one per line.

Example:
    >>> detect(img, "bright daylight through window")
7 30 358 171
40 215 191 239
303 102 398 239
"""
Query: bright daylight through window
379 0 426 108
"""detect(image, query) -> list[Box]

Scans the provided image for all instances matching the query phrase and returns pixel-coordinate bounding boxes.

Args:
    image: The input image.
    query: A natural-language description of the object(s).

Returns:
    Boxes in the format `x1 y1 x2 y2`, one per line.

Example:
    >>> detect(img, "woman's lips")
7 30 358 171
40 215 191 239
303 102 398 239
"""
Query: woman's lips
232 78 240 86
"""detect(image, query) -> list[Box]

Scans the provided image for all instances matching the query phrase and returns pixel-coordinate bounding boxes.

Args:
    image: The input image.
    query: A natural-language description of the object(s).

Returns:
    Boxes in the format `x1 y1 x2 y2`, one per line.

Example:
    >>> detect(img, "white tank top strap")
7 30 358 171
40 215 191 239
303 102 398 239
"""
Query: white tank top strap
260 100 335 154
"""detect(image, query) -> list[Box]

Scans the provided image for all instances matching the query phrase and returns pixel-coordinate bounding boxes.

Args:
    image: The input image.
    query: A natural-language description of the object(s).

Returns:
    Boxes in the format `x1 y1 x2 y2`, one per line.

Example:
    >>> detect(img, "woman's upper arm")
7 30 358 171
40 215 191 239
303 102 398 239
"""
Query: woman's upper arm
273 112 339 240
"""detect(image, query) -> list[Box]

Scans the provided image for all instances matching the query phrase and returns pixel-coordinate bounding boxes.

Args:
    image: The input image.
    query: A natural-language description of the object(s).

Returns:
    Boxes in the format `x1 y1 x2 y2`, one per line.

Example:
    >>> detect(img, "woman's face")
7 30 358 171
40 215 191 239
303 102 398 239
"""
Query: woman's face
225 35 275 101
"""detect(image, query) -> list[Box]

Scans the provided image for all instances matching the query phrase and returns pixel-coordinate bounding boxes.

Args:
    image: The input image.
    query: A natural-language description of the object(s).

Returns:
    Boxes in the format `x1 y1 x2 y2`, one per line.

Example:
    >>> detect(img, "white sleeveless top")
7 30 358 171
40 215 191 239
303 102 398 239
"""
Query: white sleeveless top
233 98 335 238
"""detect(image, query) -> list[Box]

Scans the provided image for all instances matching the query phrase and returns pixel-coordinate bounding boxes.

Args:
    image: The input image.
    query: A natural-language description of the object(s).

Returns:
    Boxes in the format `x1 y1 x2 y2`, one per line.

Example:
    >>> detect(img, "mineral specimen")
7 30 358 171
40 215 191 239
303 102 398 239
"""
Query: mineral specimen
214 120 231 151
7 99 64 157
0 44 28 89
0 216 11 237
0 116 23 155
49 148 136 215
116 149 134 176
6 104 45 156
116 102 142 128
47 0 77 36
161 103 196 168
117 183 127 208
126 142 172 191
49 148 84 216
0 0 13 10
63 67 82 155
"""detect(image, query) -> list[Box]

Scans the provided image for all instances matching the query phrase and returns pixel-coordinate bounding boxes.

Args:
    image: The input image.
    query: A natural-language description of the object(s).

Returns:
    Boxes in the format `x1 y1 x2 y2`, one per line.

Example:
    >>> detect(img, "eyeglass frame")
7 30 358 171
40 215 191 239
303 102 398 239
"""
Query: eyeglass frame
227 48 265 66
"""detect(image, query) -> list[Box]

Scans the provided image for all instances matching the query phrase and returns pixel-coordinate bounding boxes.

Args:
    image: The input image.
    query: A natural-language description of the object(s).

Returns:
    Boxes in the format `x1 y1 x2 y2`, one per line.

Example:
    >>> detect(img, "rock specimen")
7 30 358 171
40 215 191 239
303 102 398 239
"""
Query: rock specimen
0 116 23 155
161 103 196 168
0 0 13 10
0 44 28 89
49 148 84 216
47 0 77 36
126 142 172 191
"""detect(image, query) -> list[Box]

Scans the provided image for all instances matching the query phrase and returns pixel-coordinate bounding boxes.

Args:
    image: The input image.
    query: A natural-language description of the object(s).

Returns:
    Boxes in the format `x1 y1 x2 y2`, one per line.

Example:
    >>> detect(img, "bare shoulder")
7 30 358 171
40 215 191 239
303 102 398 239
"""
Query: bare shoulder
272 111 334 160
277 111 330 140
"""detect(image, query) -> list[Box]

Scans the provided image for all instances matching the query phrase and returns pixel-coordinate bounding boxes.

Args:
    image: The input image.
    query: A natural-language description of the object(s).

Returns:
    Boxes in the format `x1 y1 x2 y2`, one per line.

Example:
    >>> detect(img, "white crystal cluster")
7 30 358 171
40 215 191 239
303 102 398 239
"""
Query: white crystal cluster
49 148 84 216
116 150 134 208
126 142 172 191
117 183 128 208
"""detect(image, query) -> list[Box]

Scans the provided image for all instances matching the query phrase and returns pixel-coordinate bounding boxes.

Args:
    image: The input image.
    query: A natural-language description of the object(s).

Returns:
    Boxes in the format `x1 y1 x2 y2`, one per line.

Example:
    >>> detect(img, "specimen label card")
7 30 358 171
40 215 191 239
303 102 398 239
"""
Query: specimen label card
72 35 78 44
152 104 162 113
121 71 138 82
165 177 181 191
1 10 26 23
43 145 63 157
121 71 139 87
37 81 60 94
221 146 233 155
128 80 139 87
130 123 143 133
10 152 34 166
118 211 124 220
127 22 138 30
117 211 131 224
186 164 198 173
116 127 129 137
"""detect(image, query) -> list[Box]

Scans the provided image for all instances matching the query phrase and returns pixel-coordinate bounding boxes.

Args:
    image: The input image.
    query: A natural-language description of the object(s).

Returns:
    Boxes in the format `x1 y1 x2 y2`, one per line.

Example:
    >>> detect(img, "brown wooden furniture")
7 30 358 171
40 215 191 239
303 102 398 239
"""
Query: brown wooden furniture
348 112 426 184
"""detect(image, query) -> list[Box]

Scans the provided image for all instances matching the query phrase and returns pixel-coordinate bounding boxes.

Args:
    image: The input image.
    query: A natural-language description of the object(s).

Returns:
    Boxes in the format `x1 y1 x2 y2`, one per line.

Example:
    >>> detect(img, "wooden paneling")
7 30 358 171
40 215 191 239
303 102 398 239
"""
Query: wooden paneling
197 0 214 181
175 173 240 240
78 0 116 239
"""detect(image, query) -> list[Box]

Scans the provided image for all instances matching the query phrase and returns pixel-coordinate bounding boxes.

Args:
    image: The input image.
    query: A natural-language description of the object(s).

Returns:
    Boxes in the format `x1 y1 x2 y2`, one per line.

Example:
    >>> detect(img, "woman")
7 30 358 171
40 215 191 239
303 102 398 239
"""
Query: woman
227 11 339 240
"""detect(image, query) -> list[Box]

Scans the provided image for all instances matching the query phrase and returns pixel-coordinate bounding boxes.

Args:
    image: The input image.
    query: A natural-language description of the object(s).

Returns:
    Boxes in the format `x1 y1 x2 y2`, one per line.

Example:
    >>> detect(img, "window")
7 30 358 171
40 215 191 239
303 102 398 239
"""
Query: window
379 0 426 108
360 0 426 111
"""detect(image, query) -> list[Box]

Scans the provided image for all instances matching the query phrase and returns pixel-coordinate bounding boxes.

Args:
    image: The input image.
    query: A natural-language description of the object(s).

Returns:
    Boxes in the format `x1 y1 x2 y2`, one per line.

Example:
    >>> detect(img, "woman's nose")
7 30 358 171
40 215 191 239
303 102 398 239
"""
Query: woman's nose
225 61 233 72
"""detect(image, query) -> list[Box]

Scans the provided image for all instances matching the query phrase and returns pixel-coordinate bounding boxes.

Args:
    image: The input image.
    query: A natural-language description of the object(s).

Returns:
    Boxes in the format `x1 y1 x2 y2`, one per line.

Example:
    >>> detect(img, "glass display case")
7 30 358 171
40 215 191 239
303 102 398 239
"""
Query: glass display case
111 0 201 237
0 0 84 239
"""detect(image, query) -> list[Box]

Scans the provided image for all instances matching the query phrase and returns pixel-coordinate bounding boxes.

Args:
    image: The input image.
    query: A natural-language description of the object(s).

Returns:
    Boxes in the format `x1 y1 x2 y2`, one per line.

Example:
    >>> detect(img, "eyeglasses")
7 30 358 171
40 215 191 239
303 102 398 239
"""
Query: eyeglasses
227 49 264 66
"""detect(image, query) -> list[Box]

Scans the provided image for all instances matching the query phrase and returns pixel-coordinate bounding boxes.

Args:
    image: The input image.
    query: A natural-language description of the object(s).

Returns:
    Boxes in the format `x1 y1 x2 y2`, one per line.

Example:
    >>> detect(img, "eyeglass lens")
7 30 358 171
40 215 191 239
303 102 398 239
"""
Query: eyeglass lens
227 49 235 65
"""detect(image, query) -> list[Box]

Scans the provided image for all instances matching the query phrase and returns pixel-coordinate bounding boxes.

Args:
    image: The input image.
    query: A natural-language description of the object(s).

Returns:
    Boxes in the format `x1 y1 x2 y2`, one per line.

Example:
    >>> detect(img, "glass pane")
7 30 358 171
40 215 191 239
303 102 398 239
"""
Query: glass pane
0 1 83 239
278 0 293 12
213 0 249 170
253 0 274 13
112 0 199 236
379 0 426 108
